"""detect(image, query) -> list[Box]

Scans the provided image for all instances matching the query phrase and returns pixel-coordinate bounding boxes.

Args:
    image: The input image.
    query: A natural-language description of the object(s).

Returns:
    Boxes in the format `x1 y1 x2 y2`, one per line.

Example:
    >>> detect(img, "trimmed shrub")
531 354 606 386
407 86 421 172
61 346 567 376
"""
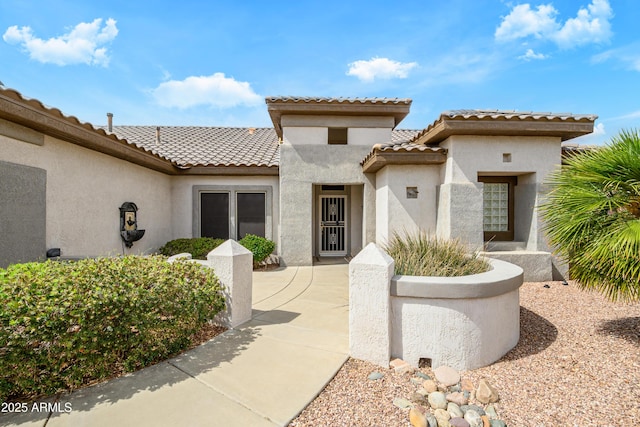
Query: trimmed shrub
0 256 225 402
239 234 275 267
158 237 224 259
384 231 490 277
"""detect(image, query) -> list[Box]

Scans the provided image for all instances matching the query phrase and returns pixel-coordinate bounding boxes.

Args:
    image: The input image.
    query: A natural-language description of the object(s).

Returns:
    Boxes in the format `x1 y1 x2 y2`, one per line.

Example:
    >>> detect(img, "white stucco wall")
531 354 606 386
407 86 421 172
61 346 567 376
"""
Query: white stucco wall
279 116 391 265
350 184 364 255
0 133 172 257
349 244 524 370
440 135 561 184
375 164 439 244
437 135 562 252
390 289 520 370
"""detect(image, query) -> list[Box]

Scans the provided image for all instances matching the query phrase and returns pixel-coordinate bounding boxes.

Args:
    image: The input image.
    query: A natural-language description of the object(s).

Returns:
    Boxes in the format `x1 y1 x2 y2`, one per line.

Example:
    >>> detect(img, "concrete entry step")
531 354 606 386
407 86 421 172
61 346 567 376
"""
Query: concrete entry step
480 250 554 282
313 256 352 265
483 241 526 251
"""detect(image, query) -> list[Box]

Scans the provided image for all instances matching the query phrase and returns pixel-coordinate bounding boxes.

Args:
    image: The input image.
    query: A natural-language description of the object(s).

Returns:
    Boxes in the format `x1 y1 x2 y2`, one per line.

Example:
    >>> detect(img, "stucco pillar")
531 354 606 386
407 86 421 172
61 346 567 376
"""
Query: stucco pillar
349 242 394 367
437 182 484 250
278 143 314 266
363 173 377 246
208 240 253 328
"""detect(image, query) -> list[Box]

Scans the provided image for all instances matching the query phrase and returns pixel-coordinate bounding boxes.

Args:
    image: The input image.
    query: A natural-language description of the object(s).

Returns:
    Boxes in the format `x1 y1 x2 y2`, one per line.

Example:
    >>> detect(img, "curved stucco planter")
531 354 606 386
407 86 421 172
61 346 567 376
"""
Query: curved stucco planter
390 258 523 371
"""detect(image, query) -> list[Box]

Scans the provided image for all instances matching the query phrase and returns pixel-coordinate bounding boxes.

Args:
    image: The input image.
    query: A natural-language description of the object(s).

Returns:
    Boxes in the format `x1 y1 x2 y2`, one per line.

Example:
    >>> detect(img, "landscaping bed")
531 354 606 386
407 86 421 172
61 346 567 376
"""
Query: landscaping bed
159 235 278 269
0 256 226 402
291 280 640 426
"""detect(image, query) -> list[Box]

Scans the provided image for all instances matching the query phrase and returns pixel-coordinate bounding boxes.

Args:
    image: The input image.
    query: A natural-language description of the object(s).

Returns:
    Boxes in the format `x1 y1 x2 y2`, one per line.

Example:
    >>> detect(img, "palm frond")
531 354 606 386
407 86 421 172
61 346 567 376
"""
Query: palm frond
541 129 640 301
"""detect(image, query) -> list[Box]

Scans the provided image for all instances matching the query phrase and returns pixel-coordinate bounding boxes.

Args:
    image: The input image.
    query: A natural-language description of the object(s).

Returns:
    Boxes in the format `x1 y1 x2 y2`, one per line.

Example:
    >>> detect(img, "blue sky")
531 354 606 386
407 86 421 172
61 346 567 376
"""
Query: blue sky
1 0 639 145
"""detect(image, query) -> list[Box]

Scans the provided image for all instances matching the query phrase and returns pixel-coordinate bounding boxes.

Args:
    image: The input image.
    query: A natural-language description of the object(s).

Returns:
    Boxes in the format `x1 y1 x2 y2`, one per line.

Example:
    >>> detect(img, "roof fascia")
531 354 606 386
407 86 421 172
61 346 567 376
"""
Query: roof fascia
414 116 596 145
175 165 279 176
266 99 411 138
0 90 177 175
361 150 447 174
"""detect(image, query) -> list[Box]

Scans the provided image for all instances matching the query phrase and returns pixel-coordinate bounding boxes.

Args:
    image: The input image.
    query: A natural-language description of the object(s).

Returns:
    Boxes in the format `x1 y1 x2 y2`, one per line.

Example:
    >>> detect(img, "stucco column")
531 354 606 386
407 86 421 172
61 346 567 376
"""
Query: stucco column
437 182 484 250
349 242 394 367
208 240 253 328
278 143 314 266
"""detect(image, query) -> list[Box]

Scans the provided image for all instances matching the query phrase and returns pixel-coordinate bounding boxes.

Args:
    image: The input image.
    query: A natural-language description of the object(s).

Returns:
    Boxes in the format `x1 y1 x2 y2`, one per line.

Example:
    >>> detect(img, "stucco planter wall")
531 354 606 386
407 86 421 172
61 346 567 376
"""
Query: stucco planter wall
391 258 523 370
349 244 524 371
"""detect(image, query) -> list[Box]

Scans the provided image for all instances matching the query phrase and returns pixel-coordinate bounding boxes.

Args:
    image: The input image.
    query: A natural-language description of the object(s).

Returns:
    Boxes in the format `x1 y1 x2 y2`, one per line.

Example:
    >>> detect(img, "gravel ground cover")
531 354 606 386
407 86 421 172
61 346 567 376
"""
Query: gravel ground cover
290 281 640 427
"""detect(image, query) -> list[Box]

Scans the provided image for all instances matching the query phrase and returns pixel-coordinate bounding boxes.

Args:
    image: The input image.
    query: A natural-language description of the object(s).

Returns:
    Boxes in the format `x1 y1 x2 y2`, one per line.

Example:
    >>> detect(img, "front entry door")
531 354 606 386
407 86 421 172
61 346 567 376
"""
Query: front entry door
319 195 347 256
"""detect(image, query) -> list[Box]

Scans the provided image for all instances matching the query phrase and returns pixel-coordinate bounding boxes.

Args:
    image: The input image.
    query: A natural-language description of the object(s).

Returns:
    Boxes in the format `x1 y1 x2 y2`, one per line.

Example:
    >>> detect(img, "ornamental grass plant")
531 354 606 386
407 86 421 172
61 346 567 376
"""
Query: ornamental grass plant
0 256 225 402
384 231 490 277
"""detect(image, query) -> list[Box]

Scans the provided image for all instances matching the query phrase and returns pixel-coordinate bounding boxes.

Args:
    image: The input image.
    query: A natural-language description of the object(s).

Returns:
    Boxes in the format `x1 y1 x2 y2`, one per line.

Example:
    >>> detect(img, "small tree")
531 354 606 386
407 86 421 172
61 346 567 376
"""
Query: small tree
540 129 640 301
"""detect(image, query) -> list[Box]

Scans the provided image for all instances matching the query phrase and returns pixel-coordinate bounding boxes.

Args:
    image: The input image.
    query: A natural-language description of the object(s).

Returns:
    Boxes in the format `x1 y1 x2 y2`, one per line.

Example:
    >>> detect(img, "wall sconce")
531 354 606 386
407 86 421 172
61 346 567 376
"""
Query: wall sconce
119 202 145 248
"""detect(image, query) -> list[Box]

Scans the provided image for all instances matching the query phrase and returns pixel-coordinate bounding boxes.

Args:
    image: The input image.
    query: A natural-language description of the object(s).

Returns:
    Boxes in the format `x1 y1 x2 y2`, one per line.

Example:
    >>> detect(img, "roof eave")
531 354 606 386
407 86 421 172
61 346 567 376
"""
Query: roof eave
361 150 447 174
0 89 177 175
175 165 279 176
266 97 412 138
414 117 597 145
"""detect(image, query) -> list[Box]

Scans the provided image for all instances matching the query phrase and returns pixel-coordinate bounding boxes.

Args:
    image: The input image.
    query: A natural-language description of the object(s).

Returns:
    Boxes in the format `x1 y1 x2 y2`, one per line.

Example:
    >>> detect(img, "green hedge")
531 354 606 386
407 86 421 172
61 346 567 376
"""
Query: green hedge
158 237 224 259
0 256 225 402
238 234 276 267
159 236 275 267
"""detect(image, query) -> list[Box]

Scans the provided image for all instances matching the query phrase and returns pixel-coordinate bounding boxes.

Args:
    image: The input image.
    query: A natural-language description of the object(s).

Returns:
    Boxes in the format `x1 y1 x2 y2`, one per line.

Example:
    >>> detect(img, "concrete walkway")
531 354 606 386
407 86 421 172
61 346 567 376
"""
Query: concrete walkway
0 264 350 427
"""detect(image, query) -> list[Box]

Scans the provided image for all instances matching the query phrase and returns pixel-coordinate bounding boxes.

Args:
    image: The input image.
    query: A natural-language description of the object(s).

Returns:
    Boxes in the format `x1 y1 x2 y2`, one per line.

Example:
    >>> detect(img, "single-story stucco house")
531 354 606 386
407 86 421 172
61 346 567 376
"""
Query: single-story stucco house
0 87 597 280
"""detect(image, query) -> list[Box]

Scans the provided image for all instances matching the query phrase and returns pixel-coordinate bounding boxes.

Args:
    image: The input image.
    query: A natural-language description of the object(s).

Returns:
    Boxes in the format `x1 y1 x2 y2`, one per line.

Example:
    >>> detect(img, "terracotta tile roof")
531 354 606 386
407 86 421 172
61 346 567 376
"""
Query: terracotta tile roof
105 126 280 168
106 127 417 168
361 128 447 172
561 143 600 163
411 109 598 144
360 139 447 167
0 87 159 157
442 109 598 121
391 129 420 143
0 87 176 173
266 96 412 105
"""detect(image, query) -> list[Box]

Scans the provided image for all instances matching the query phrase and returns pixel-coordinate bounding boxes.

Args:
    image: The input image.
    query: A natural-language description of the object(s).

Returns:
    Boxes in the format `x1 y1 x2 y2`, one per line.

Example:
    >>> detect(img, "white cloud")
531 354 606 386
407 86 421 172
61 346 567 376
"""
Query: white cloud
346 57 418 82
610 110 640 121
151 73 262 109
3 18 118 66
571 122 607 145
495 4 559 42
552 0 613 48
495 0 613 49
592 44 640 72
593 122 606 135
518 48 548 60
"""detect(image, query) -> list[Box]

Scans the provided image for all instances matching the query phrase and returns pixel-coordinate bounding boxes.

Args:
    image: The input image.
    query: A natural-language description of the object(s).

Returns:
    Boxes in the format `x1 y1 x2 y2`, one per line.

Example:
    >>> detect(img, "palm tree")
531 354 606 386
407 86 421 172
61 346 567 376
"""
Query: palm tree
540 129 640 302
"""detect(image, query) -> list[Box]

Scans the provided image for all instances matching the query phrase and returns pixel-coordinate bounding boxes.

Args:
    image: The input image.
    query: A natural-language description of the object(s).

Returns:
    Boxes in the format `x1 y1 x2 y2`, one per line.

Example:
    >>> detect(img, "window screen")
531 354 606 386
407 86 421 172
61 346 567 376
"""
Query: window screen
200 193 229 239
237 193 266 238
328 127 348 145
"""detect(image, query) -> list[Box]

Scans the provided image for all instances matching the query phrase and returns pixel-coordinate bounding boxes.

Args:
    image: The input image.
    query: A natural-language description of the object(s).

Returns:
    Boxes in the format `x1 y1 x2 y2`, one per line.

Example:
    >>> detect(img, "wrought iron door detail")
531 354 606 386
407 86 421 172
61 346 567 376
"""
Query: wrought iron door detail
319 196 347 256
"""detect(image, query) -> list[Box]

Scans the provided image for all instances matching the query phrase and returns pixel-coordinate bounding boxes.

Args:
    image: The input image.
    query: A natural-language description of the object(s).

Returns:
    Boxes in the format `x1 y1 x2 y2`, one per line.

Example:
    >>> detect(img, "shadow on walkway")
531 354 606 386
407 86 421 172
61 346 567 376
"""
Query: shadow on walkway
56 327 262 414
